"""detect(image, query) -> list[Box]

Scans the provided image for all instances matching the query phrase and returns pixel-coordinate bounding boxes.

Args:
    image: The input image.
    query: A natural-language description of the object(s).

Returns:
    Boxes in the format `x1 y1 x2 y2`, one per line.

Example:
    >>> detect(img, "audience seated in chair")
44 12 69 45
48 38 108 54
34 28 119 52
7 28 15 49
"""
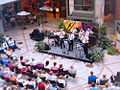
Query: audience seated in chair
90 82 97 90
10 74 18 85
57 75 67 88
50 62 58 73
0 67 4 77
44 60 50 72
99 74 108 85
8 38 20 51
0 55 9 66
111 81 120 90
38 81 45 90
103 82 111 90
68 66 77 78
88 71 96 84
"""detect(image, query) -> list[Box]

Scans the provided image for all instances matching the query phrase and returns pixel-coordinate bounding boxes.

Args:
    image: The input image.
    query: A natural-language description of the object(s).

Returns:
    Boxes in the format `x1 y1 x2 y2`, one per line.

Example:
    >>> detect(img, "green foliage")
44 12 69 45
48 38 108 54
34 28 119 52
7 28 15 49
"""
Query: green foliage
94 24 107 37
0 34 4 45
35 42 46 51
58 18 64 29
36 12 45 19
97 37 112 49
107 47 116 55
90 48 104 61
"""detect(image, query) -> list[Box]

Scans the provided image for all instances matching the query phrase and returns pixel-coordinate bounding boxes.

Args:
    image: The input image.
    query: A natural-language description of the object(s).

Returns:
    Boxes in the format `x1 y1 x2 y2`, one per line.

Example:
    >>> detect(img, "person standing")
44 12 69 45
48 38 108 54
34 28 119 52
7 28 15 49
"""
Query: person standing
52 5 56 18
59 29 65 49
68 32 74 51
80 33 89 55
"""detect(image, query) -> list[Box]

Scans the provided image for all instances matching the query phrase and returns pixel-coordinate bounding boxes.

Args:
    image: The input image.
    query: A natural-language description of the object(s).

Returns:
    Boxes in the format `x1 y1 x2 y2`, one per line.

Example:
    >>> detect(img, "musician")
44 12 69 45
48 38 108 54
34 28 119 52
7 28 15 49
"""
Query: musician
79 28 85 38
53 30 60 46
71 27 77 34
59 29 65 49
68 32 74 51
86 28 93 36
80 33 89 55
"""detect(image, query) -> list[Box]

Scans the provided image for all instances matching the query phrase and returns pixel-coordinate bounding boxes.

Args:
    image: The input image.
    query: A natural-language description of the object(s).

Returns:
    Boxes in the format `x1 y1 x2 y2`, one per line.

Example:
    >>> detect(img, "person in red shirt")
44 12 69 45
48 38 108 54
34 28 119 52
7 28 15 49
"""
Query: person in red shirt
38 82 45 90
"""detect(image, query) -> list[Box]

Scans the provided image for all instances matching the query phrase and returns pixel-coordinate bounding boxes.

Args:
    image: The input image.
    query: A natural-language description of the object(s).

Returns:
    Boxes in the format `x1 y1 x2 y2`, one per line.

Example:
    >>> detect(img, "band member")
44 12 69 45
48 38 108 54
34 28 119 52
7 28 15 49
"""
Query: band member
79 28 85 38
80 33 89 55
71 27 77 34
86 28 93 36
68 32 74 51
59 29 65 49
53 30 60 46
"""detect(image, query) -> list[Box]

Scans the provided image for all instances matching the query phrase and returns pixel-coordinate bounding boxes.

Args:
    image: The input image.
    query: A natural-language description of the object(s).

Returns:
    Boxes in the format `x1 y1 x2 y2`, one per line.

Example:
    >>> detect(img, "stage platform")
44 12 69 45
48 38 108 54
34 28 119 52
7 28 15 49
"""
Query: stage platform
40 45 94 63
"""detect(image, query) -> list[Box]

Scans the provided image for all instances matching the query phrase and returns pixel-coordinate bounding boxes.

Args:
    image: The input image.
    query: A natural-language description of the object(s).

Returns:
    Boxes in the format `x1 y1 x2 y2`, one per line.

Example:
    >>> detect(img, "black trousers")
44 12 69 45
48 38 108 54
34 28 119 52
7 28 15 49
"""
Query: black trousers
83 43 88 55
69 40 73 51
60 38 64 49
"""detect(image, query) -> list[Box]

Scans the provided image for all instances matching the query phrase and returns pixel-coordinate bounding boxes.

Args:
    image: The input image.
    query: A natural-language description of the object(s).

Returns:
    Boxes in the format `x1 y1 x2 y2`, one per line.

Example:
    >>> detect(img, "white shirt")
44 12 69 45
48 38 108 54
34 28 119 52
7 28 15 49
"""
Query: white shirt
86 30 93 36
59 31 65 39
26 59 32 65
58 79 66 87
71 28 77 34
8 40 15 46
80 35 89 43
2 42 8 48
69 34 74 40
79 31 84 37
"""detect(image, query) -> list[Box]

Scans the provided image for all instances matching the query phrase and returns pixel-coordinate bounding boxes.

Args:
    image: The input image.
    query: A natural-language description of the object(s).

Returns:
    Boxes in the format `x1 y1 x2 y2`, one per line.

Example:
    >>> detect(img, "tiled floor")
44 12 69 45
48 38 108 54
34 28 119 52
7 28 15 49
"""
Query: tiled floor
1 20 120 90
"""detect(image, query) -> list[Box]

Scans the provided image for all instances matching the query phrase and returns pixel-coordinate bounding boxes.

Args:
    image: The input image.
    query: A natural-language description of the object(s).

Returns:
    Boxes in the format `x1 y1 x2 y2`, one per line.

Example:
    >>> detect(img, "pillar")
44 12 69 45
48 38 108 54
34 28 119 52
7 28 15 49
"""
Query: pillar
115 0 120 20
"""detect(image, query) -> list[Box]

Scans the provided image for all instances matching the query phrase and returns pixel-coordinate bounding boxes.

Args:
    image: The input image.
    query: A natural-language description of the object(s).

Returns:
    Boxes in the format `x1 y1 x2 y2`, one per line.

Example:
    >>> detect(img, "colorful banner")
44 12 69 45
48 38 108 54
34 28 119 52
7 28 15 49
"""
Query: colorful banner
63 20 94 31
115 21 120 52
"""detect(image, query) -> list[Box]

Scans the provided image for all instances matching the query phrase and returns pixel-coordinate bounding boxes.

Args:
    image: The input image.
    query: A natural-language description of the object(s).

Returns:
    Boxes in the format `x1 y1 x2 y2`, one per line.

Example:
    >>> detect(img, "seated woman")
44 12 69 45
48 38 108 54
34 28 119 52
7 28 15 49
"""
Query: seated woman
57 75 67 88
25 59 32 67
0 55 9 66
8 61 17 71
57 64 67 76
27 66 33 77
44 61 50 72
17 63 26 73
47 71 57 83
3 71 10 80
1 40 9 49
36 62 44 70
4 48 17 60
10 74 18 84
50 62 58 73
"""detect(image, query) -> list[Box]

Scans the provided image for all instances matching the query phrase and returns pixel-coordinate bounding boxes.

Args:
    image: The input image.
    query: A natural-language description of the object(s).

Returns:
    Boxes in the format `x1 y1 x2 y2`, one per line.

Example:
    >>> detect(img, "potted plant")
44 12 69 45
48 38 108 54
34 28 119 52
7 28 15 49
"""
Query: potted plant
36 12 45 26
107 47 116 55
58 18 64 29
97 36 112 49
35 42 46 51
90 48 105 62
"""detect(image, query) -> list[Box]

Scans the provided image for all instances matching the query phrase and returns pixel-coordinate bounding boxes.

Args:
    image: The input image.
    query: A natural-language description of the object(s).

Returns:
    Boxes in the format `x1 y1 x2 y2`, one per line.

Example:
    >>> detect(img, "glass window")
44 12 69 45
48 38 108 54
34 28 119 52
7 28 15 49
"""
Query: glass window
74 0 94 11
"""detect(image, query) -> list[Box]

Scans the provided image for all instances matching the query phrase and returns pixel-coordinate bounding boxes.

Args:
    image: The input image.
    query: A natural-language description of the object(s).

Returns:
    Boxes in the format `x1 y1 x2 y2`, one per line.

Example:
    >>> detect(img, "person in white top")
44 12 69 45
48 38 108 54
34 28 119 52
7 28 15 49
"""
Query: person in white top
79 28 85 38
86 28 93 36
68 32 74 51
8 38 20 51
2 40 9 49
80 33 89 55
59 29 65 49
57 75 67 88
71 27 77 34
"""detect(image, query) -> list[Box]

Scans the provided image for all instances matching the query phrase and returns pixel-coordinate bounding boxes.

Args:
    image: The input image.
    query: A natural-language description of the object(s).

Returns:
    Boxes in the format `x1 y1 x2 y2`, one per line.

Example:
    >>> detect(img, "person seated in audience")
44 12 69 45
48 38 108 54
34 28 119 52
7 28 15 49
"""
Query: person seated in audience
45 80 50 90
3 35 9 42
110 74 116 83
27 78 36 88
68 66 77 78
8 38 20 51
38 70 46 79
10 74 18 84
90 82 97 90
17 62 26 73
30 58 37 67
88 71 96 84
50 62 58 71
3 71 10 79
111 81 120 90
4 48 17 60
1 40 9 49
98 74 109 85
57 75 67 88
47 71 57 82
57 64 67 76
49 83 59 90
38 81 45 90
0 67 4 77
36 62 44 69
103 82 111 90
33 70 38 77
19 56 24 63
44 60 50 70
25 59 32 66
0 55 9 66
27 66 33 76
8 61 17 70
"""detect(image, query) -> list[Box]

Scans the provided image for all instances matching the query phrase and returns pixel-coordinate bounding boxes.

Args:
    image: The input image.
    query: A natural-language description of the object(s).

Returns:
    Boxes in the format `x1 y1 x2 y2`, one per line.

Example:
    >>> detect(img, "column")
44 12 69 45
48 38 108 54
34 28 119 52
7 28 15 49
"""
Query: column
115 0 120 20
0 5 4 33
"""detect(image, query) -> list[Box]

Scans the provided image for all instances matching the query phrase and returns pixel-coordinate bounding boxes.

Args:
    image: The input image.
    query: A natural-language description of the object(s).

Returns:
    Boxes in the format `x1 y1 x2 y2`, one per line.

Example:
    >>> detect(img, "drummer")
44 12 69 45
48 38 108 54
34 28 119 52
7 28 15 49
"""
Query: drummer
71 27 77 34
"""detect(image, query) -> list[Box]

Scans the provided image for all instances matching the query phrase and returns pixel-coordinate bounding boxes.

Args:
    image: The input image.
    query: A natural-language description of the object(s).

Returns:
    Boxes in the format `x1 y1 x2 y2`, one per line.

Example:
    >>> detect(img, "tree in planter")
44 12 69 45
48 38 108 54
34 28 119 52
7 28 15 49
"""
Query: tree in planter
90 48 105 62
36 12 45 26
94 24 107 37
97 37 112 49
58 18 64 29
